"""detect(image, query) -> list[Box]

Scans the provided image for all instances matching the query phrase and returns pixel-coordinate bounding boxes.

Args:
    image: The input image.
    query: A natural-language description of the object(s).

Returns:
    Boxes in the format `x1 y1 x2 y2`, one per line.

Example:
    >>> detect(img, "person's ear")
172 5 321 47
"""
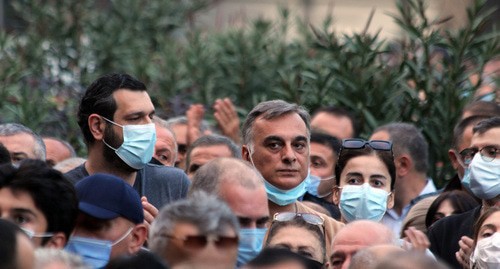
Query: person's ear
128 224 147 254
332 186 341 206
88 114 106 141
395 154 412 177
43 232 67 249
448 149 460 170
241 145 251 162
387 191 395 210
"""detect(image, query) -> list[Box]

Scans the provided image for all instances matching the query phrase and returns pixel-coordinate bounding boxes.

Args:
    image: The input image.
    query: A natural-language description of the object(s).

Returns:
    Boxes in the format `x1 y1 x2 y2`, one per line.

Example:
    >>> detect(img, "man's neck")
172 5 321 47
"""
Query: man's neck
86 147 137 185
393 172 427 215
268 200 297 217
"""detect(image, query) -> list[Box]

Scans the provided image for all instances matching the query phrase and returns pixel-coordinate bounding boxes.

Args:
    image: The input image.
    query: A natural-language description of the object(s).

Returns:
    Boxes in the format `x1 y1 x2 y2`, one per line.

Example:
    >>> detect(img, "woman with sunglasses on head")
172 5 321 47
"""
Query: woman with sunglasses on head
332 139 432 253
332 139 396 224
264 212 328 269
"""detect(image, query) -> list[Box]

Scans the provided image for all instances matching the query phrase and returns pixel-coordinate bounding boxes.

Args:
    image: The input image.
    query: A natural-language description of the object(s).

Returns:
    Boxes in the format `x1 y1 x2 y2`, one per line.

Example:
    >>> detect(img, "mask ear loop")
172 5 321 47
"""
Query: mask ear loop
111 227 134 246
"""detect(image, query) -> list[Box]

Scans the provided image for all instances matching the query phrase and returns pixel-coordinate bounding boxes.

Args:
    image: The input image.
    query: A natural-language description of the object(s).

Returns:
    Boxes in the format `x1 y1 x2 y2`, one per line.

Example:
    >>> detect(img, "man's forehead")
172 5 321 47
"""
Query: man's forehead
471 127 500 147
112 89 154 112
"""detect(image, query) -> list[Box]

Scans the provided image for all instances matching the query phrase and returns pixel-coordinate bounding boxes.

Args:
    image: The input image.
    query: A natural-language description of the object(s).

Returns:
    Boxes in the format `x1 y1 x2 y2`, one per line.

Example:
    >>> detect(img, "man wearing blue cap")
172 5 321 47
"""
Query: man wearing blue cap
65 173 147 268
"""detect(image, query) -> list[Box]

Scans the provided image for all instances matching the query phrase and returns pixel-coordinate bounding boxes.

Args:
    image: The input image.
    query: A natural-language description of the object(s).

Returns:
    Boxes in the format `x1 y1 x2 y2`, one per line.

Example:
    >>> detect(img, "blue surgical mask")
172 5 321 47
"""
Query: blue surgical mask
65 228 133 269
306 174 321 197
248 149 309 206
306 175 334 198
237 228 267 267
462 167 472 192
102 117 156 170
468 154 500 200
339 183 390 223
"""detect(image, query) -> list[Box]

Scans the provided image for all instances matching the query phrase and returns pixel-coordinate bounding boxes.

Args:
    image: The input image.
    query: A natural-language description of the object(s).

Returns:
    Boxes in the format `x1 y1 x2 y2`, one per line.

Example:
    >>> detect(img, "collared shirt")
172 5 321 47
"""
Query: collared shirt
382 179 437 235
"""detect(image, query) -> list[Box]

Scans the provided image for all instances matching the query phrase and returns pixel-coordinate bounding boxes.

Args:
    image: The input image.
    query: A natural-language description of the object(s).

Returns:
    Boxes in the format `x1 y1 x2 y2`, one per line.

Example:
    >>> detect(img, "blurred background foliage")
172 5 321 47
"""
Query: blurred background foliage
0 0 498 186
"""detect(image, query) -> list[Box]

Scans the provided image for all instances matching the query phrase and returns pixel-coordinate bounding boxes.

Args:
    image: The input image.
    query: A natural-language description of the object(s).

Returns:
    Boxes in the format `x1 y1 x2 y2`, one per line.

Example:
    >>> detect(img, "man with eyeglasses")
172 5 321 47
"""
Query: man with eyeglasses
445 115 495 193
65 173 148 268
428 116 500 268
189 157 270 267
149 191 240 268
0 159 78 249
241 100 344 257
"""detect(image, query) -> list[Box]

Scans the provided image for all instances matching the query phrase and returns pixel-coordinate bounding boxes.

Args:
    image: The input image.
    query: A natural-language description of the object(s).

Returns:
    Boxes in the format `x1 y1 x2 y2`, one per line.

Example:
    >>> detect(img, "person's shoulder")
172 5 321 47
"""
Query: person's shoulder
143 164 189 181
63 164 87 185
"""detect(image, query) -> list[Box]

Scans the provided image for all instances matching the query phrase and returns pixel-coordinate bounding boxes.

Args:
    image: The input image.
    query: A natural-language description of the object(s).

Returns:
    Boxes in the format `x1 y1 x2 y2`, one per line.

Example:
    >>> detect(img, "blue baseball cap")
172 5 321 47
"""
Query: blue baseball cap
75 173 144 224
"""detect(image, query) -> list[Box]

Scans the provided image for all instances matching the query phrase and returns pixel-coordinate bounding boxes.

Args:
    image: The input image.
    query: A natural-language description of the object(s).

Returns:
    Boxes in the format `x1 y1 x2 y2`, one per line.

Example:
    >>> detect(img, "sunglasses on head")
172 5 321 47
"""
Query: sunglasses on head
342 139 393 151
162 234 238 250
273 212 325 226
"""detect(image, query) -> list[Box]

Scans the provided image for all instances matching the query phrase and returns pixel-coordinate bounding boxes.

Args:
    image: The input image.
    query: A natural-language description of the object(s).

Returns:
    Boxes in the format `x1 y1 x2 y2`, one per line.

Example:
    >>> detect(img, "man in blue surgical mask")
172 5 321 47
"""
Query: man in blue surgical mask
189 157 270 267
241 100 344 257
66 173 147 268
64 73 190 229
428 116 500 268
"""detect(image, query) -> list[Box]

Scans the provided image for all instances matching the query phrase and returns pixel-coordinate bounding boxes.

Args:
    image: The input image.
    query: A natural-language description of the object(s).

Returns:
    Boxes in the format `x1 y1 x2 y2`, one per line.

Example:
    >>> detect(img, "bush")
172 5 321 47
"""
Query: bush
0 0 498 185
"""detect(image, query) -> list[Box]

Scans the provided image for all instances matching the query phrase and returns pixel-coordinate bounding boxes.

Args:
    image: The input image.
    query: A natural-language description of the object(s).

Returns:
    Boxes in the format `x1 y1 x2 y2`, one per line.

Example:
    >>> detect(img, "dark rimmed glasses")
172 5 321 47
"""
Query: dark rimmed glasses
162 234 238 250
460 146 500 163
342 139 392 152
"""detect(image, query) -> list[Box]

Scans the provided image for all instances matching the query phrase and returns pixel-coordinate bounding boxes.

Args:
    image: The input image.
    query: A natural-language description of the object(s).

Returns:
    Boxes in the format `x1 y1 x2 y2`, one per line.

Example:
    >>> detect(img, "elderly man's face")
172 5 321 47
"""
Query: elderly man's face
0 133 38 164
245 113 309 190
154 125 177 166
163 221 239 268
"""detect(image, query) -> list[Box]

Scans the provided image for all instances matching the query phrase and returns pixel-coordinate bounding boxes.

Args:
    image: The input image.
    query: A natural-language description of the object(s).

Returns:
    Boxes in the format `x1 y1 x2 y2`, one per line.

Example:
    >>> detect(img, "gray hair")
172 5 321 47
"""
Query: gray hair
186 134 241 170
35 249 90 269
153 115 178 161
0 123 46 160
149 191 239 256
188 157 264 196
373 122 429 174
241 100 311 151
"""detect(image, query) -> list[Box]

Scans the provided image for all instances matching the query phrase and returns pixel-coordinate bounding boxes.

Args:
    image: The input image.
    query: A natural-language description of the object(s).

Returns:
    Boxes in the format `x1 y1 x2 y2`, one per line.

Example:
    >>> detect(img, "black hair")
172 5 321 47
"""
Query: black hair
310 131 342 156
78 73 147 145
472 116 500 135
335 145 396 191
0 159 78 245
0 219 23 269
0 143 11 165
425 190 479 228
452 115 492 150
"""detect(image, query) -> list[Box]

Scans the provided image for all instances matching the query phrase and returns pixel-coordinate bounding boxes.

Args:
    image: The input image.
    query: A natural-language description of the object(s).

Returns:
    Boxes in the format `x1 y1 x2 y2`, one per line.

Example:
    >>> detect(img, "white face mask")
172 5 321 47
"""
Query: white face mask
470 232 500 269
467 153 500 200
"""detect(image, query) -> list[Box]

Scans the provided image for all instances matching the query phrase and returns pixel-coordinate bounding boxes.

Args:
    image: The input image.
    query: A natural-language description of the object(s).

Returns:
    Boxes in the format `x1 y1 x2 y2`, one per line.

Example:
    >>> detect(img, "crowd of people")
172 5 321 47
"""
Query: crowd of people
0 72 499 269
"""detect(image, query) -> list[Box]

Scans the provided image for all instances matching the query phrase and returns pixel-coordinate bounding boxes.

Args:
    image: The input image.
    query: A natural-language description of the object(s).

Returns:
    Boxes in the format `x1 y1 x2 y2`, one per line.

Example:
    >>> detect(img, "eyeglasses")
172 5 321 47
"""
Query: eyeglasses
478 146 499 162
457 147 477 165
342 139 392 151
162 234 238 250
20 227 54 239
273 212 325 226
459 146 499 163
